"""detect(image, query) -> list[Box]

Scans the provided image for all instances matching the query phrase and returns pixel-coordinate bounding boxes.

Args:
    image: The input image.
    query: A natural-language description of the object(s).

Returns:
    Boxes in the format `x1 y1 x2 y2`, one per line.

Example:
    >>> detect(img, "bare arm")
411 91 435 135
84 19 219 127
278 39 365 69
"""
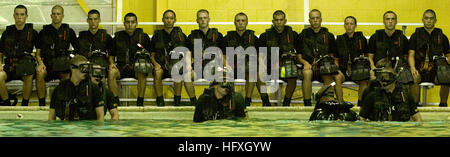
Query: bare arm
108 55 117 70
408 50 416 69
297 54 311 70
409 50 419 79
334 57 339 66
108 55 115 66
150 53 162 72
95 106 105 122
368 53 376 69
48 109 56 121
0 52 3 65
36 49 44 65
0 53 3 71
411 112 422 122
446 53 450 64
359 117 366 121
150 53 159 65
109 108 119 120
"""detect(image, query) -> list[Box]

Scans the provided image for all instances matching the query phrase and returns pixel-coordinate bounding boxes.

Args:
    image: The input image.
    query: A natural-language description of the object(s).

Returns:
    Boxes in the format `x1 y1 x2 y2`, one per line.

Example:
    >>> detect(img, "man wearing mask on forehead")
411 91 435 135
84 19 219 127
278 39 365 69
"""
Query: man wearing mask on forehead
360 58 422 122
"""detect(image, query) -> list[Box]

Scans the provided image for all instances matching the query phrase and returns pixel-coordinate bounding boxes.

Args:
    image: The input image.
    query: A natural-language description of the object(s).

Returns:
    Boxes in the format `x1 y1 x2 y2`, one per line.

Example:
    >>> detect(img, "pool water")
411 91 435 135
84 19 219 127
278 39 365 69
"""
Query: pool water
0 112 448 137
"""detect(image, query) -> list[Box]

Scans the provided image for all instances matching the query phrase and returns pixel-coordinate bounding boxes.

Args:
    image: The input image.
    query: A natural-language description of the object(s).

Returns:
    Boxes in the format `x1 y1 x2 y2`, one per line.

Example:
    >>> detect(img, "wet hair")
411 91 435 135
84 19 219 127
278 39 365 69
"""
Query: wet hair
383 11 397 19
52 5 64 14
235 12 248 21
14 5 27 15
309 9 322 18
124 12 138 22
88 9 100 17
163 9 176 18
423 9 436 18
273 10 286 19
344 16 357 25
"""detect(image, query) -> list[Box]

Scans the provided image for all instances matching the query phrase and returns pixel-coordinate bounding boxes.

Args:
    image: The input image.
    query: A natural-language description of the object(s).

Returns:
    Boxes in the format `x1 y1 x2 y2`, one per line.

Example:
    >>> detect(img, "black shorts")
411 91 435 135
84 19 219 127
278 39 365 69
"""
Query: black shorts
340 68 365 82
105 100 118 111
3 61 37 82
117 64 137 79
419 68 437 83
311 68 324 82
3 65 25 82
152 64 172 80
43 62 67 82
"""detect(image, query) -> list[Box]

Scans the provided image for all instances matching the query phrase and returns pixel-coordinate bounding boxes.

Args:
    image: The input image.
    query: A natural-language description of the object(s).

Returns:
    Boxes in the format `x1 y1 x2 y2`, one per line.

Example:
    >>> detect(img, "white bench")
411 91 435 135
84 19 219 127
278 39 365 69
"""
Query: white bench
5 78 361 105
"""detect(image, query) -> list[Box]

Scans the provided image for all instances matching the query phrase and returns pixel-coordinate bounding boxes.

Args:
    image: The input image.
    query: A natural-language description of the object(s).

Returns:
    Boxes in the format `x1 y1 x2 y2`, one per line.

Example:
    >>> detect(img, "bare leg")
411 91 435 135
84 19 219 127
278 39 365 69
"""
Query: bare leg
440 85 449 103
245 81 255 98
358 80 368 101
36 68 47 99
154 69 164 97
137 72 147 98
302 69 313 100
410 75 421 103
333 71 345 102
0 71 8 100
173 82 182 96
22 75 33 100
284 78 297 98
108 68 120 97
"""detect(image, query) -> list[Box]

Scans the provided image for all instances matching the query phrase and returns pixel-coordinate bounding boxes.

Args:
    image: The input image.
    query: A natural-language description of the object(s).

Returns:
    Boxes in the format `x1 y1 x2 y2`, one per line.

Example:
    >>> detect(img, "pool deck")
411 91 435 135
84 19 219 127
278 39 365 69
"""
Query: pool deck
1 106 449 112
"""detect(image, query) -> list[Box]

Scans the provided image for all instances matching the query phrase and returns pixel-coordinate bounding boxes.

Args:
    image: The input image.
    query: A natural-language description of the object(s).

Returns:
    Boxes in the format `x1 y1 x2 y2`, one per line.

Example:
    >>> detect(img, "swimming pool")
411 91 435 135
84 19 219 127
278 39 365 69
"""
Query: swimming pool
0 107 448 137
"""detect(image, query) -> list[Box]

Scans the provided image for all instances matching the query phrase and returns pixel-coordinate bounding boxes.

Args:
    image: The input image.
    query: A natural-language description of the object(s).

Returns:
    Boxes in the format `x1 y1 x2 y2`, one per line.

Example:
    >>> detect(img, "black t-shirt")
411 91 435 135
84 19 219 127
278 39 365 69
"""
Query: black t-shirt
99 84 118 114
36 24 79 55
360 82 418 121
77 29 113 58
336 32 368 69
194 88 246 122
259 26 299 66
110 29 151 64
186 28 224 52
50 79 104 120
221 30 259 68
0 24 38 58
297 27 337 63
221 30 259 50
259 26 299 51
368 30 409 63
150 28 188 64
409 28 450 55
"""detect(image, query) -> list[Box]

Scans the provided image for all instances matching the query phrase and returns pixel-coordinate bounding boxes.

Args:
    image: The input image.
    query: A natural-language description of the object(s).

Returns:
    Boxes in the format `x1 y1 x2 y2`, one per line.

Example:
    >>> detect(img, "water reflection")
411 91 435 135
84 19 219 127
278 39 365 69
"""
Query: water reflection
0 119 448 137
